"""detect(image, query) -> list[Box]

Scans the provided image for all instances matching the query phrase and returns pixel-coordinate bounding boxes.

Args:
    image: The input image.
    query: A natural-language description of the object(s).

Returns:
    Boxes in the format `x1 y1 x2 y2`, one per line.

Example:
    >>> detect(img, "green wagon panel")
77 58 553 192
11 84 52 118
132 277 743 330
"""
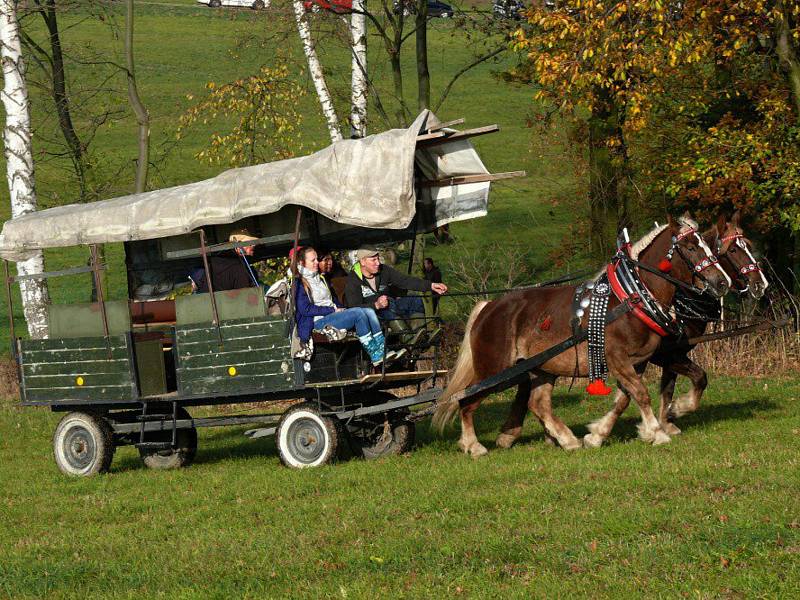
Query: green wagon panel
48 301 132 338
19 335 136 402
175 317 294 396
175 288 266 325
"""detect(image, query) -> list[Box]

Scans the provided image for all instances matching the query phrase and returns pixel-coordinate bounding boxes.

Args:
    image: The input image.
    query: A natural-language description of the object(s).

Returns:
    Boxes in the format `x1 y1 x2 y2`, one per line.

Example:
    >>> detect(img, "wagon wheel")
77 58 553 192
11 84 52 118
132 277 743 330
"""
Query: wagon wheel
276 402 340 468
53 412 115 477
139 407 198 470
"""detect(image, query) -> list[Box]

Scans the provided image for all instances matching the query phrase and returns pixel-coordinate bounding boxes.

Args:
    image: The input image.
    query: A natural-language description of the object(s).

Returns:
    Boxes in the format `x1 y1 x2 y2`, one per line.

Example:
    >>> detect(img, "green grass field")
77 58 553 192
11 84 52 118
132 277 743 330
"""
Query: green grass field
2 377 799 597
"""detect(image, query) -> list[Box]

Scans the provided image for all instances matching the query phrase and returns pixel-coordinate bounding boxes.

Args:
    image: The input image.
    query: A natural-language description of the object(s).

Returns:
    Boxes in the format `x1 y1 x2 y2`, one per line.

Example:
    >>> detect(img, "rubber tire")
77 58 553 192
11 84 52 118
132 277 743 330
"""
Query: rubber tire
209 0 221 7
277 402 339 468
252 0 264 8
139 407 197 470
360 419 415 459
53 412 114 477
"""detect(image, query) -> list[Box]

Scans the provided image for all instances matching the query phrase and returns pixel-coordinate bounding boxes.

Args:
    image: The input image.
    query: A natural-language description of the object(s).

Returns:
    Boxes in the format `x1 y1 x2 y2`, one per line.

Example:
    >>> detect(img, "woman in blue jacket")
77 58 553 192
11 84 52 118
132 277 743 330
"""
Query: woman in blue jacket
294 247 403 366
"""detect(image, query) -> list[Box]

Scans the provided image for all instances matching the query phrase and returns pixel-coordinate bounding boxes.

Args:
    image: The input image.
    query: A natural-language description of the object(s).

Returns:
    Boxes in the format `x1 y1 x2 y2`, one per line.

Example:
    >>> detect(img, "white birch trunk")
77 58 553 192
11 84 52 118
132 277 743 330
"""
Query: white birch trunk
349 0 367 138
0 0 49 339
291 1 343 143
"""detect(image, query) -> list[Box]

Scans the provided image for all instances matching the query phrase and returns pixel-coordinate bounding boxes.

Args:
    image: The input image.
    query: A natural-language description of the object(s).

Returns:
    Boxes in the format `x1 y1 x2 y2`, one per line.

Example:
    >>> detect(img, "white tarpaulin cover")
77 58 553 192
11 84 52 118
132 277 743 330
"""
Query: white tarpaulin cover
0 110 490 261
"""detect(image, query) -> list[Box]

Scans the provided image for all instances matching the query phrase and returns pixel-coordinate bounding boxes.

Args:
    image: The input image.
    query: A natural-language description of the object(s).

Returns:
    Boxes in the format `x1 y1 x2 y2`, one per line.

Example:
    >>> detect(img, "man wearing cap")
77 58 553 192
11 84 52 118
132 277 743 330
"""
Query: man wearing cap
344 246 447 343
194 229 260 292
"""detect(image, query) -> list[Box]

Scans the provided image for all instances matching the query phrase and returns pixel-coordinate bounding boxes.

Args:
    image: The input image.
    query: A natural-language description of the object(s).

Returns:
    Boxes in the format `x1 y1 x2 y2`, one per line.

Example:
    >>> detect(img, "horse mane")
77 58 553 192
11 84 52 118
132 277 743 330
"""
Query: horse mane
590 216 699 280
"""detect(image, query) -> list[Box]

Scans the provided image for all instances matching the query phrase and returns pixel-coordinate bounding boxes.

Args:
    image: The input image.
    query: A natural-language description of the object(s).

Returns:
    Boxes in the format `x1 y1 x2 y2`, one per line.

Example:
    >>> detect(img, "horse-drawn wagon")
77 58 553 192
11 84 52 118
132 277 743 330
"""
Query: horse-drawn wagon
0 111 525 475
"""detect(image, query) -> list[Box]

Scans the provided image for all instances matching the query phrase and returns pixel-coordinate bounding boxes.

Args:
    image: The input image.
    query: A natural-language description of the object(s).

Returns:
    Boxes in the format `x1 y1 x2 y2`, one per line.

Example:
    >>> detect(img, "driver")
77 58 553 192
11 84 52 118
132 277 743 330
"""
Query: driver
344 246 447 344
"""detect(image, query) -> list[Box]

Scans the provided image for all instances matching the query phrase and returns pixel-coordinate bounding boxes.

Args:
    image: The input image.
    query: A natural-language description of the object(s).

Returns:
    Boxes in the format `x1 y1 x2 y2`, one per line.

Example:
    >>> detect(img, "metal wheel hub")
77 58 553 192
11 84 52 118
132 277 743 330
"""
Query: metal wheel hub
287 418 326 464
63 426 95 469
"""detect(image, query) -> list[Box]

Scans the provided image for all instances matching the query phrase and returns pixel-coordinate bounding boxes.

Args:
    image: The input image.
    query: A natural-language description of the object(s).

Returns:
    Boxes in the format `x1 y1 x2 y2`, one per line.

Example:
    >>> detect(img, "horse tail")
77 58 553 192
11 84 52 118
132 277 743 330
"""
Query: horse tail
432 300 489 431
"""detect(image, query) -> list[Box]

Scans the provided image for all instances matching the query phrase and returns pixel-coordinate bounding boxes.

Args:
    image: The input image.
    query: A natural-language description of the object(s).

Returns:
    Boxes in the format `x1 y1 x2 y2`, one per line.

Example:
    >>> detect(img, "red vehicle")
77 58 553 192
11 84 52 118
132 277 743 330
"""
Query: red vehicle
303 0 352 13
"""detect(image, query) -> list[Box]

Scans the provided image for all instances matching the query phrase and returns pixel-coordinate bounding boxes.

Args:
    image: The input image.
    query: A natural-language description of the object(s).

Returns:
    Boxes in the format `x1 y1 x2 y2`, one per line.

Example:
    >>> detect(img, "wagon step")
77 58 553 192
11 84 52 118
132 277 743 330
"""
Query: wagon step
134 441 174 450
135 413 172 421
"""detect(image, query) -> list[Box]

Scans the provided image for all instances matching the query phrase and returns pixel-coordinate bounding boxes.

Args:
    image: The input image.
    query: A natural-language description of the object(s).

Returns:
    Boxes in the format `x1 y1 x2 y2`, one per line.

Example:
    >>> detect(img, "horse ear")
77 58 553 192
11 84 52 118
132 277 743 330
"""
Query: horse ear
681 210 692 221
667 214 680 233
731 210 741 227
716 213 727 235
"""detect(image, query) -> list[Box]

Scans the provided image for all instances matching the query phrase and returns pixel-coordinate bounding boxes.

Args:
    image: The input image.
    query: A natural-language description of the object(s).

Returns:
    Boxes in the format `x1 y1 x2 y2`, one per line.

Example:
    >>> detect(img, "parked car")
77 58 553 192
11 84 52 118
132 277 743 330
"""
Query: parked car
492 0 525 20
302 0 352 13
394 0 454 18
197 0 267 9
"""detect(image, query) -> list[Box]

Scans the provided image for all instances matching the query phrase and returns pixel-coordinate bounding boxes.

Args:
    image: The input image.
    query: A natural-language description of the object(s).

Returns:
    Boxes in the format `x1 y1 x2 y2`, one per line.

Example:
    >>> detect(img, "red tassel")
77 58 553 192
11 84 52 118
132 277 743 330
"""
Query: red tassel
586 379 612 396
540 316 552 331
658 259 673 273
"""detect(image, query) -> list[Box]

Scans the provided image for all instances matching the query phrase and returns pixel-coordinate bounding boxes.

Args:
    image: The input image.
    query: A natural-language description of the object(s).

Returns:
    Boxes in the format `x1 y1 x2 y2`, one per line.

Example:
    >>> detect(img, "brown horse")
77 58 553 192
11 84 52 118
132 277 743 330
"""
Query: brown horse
432 215 731 457
585 212 768 447
657 213 768 428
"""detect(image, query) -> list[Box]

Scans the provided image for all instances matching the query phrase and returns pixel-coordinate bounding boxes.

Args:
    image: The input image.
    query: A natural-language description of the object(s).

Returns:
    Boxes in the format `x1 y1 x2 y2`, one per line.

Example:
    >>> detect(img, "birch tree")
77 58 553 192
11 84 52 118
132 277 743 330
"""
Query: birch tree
125 0 149 193
350 0 367 137
0 0 50 338
291 1 343 142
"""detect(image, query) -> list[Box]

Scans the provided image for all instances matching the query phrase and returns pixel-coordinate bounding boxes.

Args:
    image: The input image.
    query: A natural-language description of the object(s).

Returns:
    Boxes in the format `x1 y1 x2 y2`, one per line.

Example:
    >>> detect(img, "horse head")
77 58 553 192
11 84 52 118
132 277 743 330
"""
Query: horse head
714 211 768 299
665 213 730 299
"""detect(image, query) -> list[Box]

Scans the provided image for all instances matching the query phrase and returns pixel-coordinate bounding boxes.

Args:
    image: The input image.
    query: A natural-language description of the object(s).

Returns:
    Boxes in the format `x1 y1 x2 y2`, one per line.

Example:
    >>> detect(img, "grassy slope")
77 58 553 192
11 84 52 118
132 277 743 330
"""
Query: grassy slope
1 377 799 597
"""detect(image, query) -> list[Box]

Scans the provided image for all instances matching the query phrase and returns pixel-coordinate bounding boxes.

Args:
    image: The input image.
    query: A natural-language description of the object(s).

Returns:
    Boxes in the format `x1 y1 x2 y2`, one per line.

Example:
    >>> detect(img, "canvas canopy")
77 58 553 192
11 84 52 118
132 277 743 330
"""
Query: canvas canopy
0 111 492 262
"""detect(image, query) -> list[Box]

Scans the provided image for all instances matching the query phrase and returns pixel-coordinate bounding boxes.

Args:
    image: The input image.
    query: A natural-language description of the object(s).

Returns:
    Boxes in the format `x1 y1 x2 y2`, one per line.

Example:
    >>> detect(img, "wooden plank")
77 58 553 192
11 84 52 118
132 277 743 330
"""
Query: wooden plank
425 118 465 133
416 124 499 147
23 359 130 377
23 384 134 402
176 319 287 340
166 233 297 260
24 372 133 388
177 332 289 351
418 171 527 188
21 347 130 364
305 369 447 388
179 372 294 396
11 263 105 283
178 353 290 371
21 334 128 352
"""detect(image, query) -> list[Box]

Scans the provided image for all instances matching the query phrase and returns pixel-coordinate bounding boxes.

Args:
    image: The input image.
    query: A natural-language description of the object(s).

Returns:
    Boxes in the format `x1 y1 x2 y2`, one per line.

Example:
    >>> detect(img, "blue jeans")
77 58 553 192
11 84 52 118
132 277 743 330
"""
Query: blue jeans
377 296 425 321
315 307 382 338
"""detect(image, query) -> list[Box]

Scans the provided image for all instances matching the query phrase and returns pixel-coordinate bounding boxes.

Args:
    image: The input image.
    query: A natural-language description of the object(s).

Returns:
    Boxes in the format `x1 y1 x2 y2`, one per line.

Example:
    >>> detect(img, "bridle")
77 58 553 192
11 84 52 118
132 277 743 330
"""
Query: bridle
606 225 726 337
666 227 729 294
716 232 762 295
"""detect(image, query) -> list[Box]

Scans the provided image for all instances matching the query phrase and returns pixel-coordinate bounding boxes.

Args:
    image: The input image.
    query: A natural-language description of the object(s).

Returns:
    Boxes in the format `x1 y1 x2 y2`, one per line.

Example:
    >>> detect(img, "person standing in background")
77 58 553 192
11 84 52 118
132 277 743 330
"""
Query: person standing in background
423 257 443 313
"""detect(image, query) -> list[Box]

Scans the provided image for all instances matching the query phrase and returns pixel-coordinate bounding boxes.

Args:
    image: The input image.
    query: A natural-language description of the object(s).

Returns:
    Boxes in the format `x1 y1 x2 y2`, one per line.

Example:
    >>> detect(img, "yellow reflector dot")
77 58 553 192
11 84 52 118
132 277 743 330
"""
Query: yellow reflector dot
228 366 237 376
76 376 84 386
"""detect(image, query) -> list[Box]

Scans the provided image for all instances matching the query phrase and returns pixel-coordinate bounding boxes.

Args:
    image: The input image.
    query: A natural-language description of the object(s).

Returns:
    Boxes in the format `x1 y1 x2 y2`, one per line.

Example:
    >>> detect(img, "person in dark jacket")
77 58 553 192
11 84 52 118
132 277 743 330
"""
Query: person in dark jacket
423 257 443 313
294 246 403 366
344 246 447 343
193 229 260 293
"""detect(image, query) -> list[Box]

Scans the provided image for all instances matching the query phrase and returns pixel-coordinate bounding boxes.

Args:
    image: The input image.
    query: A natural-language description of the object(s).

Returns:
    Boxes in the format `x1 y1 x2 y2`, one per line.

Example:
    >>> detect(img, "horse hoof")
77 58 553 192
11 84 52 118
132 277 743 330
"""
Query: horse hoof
469 443 489 458
495 433 517 449
583 433 604 448
653 430 672 445
662 422 681 436
562 440 583 451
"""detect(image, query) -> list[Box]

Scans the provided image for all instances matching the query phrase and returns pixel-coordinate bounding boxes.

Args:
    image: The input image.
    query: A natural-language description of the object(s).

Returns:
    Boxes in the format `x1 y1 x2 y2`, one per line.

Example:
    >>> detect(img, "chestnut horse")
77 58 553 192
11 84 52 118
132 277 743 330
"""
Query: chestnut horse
584 213 768 447
657 213 768 431
432 215 731 457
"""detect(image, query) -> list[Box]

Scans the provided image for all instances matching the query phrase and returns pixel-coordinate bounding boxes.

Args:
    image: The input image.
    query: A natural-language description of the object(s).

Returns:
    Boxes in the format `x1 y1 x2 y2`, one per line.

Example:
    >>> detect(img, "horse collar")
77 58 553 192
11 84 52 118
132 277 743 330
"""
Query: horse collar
607 256 676 337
